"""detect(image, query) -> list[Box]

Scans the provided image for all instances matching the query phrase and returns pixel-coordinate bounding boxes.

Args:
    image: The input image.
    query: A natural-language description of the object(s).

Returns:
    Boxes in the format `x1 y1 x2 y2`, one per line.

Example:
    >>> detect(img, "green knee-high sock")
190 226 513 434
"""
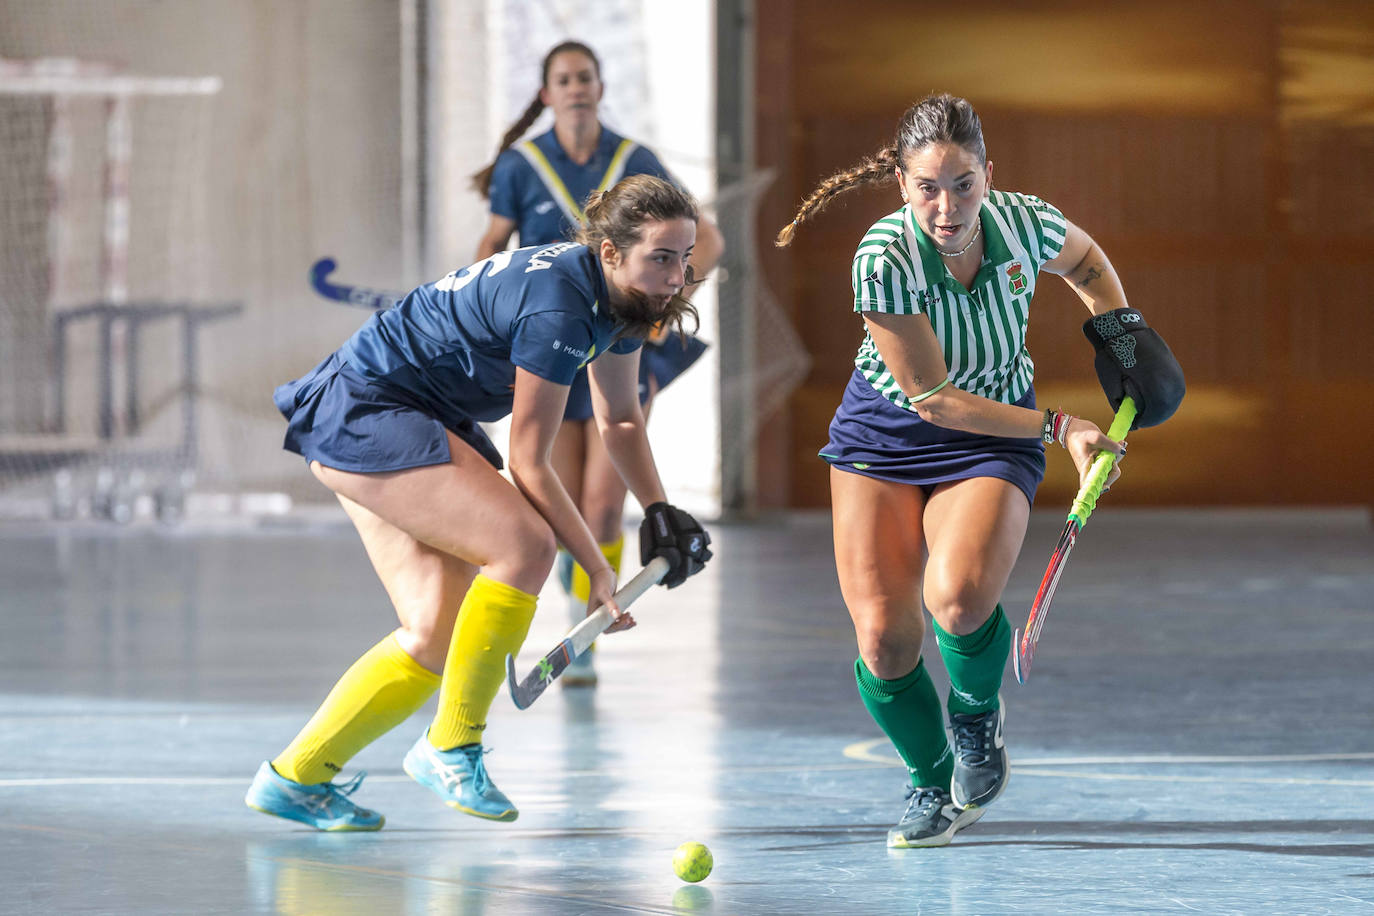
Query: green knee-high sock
933 604 1011 717
855 657 953 790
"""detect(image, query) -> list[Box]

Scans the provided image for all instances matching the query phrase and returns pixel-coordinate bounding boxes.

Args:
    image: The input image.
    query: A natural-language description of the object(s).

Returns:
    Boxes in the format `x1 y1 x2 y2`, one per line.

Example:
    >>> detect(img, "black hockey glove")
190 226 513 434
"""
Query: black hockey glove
1082 307 1186 429
639 502 712 588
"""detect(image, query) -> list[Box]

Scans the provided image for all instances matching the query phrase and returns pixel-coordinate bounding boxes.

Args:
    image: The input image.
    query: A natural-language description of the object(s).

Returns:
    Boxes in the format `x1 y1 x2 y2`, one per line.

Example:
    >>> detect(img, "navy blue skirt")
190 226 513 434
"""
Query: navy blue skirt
563 334 708 422
820 369 1045 505
274 353 503 472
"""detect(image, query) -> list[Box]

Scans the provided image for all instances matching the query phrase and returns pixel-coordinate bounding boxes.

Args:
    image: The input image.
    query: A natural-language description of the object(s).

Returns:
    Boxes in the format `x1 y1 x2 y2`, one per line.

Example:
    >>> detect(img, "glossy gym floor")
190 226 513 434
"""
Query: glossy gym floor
2 508 1372 914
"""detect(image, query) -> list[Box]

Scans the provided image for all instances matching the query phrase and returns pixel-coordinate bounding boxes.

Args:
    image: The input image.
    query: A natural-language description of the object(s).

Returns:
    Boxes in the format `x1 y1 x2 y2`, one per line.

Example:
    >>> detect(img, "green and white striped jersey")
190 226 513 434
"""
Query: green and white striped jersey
851 189 1067 410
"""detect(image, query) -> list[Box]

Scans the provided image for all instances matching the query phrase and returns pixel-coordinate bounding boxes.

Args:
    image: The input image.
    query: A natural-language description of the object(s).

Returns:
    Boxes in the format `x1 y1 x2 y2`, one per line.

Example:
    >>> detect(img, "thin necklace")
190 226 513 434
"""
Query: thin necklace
939 221 981 258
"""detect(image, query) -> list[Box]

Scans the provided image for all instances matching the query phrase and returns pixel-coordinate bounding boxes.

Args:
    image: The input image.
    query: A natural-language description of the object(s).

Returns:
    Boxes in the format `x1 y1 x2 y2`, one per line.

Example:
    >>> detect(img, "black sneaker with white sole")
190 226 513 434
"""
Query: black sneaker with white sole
886 785 984 848
949 696 1008 809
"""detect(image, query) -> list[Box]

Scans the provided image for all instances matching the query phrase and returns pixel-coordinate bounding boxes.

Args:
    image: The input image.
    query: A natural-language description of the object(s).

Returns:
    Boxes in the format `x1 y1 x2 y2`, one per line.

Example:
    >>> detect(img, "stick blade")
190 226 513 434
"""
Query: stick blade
309 256 337 280
505 558 672 711
504 653 528 709
1015 519 1079 685
506 644 570 710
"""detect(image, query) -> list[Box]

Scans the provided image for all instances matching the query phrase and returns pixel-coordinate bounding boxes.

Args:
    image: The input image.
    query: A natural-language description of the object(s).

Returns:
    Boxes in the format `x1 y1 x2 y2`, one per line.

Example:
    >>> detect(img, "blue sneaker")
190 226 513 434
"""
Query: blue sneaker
402 733 518 821
244 761 384 831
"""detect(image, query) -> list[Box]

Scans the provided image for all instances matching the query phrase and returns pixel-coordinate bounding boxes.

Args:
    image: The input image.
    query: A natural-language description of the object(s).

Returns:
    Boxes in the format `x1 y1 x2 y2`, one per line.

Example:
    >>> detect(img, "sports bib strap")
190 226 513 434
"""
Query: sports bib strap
515 138 639 227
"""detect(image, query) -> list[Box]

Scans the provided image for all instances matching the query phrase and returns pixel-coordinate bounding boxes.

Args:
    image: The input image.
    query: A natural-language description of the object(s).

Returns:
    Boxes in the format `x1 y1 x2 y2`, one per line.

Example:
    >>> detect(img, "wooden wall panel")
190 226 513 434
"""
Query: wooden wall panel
753 0 1374 508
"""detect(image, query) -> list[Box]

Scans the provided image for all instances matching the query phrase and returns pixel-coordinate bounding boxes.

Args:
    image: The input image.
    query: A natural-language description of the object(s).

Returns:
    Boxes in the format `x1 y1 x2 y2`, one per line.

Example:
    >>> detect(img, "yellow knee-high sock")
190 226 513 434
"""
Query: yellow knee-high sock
569 535 625 603
428 574 538 750
274 631 440 785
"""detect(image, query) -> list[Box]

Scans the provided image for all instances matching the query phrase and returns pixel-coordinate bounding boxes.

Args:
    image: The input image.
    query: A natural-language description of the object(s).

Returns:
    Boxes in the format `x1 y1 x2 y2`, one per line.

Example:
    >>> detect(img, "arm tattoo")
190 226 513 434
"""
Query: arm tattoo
1076 265 1103 289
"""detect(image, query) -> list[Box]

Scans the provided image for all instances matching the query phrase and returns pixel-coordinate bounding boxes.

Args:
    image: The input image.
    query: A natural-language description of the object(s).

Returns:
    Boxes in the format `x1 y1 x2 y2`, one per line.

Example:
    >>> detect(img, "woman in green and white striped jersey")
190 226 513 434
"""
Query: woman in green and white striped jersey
778 94 1128 849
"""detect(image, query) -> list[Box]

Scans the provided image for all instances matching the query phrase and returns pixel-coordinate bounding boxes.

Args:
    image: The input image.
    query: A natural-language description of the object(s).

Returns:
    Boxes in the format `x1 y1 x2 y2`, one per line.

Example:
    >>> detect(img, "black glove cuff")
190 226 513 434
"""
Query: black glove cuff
1083 307 1149 348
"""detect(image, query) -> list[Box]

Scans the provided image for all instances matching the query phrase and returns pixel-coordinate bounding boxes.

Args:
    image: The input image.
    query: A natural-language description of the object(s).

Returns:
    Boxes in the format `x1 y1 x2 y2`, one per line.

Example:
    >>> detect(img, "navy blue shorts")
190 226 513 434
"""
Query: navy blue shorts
563 335 708 422
274 353 503 472
820 369 1046 505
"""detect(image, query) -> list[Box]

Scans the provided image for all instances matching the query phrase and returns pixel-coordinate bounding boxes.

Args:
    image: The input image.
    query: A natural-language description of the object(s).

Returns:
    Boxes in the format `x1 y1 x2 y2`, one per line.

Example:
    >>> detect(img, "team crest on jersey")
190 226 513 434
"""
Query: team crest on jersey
1006 261 1027 295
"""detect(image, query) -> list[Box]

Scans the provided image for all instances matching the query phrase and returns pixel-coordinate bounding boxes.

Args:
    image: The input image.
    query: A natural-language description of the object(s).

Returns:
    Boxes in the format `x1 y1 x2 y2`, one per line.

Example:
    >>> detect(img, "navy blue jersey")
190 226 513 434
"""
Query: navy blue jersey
488 126 672 246
339 242 641 424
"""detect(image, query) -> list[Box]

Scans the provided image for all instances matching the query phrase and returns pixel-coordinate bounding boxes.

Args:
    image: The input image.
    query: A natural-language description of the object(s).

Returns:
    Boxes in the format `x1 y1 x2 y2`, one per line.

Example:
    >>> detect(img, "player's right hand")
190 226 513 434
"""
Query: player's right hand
1063 418 1126 492
588 567 635 633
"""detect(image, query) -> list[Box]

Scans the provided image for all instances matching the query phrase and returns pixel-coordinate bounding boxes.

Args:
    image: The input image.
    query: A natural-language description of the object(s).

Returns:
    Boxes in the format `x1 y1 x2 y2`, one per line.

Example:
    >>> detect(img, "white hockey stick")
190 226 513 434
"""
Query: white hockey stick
505 557 671 709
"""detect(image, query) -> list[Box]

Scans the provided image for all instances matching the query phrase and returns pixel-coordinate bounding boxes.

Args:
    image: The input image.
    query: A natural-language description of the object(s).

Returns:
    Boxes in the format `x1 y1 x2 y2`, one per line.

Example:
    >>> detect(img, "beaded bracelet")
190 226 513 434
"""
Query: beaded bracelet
1054 411 1073 446
1042 409 1074 447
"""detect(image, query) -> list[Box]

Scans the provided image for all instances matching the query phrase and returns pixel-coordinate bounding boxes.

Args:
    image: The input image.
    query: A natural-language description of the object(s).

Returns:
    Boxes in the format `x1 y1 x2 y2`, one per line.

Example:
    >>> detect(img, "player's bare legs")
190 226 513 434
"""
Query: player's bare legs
334 494 475 672
581 412 632 544
559 391 654 686
310 428 557 594
831 468 927 681
551 419 587 509
266 430 551 824
921 476 1028 811
833 467 976 846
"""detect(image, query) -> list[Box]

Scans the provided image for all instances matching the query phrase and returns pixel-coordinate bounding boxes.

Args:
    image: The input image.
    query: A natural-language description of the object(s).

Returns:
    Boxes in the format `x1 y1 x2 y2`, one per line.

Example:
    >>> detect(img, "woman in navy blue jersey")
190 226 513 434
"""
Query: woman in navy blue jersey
473 41 723 686
244 175 712 832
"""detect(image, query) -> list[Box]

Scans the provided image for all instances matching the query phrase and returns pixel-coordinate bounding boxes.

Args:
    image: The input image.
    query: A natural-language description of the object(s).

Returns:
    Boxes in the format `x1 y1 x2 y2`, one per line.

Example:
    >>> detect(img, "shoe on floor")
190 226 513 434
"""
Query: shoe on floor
244 761 383 831
886 785 982 848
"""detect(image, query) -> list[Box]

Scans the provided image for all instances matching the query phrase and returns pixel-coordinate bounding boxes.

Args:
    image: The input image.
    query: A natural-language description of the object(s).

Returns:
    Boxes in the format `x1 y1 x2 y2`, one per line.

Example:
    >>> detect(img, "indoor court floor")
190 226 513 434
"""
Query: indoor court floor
2 507 1372 914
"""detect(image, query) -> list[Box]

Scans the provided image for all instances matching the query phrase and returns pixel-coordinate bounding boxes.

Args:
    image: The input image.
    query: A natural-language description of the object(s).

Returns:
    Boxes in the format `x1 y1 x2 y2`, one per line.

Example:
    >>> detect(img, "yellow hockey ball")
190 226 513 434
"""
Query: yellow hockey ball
672 841 713 883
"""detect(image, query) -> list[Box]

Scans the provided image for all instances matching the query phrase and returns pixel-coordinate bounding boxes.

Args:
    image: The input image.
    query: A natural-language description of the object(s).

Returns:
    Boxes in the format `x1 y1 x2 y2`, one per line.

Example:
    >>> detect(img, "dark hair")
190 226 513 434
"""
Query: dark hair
776 94 986 247
471 41 602 198
576 174 701 340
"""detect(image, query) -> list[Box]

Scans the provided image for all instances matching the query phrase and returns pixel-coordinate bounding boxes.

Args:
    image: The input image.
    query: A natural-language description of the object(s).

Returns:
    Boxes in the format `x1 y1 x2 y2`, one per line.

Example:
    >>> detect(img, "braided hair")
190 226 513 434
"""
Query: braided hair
776 94 986 247
471 41 602 198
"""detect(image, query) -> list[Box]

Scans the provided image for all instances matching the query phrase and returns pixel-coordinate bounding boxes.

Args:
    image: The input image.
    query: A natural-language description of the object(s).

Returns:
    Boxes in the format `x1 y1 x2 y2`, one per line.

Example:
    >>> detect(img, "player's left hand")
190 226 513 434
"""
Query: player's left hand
639 502 712 588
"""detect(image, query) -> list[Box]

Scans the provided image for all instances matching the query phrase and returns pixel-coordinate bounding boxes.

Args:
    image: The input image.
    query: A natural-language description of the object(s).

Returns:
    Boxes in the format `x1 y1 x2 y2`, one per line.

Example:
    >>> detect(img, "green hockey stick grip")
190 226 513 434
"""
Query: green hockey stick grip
1068 396 1136 525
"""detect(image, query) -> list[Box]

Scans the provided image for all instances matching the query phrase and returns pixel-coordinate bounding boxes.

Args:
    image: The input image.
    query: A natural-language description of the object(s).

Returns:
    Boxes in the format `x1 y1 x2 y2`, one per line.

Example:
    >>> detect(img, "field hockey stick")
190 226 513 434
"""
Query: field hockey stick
1013 396 1136 684
309 257 402 311
506 556 671 710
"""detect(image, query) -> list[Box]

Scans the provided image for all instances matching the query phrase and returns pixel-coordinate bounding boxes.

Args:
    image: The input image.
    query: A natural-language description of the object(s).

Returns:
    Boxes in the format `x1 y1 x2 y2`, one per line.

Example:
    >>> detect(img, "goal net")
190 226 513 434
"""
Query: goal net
0 57 229 520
